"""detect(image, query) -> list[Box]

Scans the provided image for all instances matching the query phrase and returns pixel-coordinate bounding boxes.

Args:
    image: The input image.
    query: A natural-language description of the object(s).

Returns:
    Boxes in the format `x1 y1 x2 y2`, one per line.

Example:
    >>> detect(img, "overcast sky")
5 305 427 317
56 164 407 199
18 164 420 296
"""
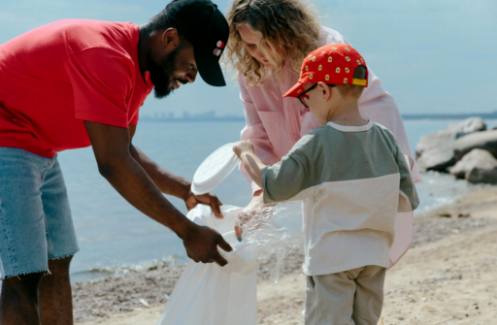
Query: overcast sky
1 0 496 116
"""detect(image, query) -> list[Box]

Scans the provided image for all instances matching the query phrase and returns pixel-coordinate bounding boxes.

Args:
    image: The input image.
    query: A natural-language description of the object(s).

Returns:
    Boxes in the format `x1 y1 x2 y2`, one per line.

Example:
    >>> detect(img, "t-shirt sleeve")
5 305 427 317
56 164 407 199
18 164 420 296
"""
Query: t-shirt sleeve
262 133 317 203
129 109 140 127
66 47 134 127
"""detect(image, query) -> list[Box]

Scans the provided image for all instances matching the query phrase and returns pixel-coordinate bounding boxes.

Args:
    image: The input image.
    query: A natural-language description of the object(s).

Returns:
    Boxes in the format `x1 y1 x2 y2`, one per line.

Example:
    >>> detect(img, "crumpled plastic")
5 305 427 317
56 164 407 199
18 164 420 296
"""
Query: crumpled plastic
159 204 259 325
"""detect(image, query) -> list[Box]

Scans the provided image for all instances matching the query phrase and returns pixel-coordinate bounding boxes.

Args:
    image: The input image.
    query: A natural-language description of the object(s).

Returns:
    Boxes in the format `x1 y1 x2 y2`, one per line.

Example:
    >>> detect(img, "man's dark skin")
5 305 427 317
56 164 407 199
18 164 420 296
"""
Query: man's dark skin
0 27 231 325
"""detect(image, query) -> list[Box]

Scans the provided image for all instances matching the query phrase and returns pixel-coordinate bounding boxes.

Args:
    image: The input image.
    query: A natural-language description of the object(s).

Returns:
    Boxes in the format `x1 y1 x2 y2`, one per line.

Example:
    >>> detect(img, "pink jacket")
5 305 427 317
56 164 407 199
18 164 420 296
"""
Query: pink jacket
239 27 413 171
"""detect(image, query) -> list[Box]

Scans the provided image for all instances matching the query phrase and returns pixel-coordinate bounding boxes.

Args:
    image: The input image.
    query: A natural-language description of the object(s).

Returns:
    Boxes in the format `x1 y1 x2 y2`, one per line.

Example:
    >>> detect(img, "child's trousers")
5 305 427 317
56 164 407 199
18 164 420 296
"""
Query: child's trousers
305 265 386 325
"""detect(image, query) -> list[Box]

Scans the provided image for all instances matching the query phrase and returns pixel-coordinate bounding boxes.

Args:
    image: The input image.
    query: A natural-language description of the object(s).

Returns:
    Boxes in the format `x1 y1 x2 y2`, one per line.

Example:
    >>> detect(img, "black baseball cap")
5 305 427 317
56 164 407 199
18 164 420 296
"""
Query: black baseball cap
166 0 229 86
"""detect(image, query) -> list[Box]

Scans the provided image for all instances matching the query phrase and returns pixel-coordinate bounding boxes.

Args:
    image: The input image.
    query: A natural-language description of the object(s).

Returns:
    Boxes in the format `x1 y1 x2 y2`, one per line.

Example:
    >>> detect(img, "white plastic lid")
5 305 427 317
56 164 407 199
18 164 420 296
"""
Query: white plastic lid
191 142 239 195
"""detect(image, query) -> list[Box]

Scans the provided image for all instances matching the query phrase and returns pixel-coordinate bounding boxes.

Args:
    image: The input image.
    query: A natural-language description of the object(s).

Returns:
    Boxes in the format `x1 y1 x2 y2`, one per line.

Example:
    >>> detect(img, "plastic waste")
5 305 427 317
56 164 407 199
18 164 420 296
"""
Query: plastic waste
159 205 258 325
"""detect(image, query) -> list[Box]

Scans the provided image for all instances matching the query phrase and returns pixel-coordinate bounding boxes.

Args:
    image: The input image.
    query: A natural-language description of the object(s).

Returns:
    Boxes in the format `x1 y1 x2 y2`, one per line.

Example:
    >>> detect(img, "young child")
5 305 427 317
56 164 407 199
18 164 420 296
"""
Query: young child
233 43 419 324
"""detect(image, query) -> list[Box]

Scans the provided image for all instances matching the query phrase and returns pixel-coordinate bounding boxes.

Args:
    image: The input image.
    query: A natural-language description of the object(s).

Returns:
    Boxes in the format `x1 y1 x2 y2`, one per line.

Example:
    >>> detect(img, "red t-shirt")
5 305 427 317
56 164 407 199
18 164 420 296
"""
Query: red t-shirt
0 19 153 157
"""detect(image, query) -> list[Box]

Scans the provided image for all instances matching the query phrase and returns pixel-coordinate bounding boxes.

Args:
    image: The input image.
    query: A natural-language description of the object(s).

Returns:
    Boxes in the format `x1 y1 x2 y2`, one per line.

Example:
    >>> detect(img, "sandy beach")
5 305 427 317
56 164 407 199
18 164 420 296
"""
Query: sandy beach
76 187 497 325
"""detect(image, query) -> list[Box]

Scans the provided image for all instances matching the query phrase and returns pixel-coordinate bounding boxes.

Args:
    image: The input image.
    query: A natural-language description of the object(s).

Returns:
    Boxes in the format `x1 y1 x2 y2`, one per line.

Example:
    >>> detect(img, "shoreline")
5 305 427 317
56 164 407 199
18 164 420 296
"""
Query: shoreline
75 186 497 324
71 170 477 284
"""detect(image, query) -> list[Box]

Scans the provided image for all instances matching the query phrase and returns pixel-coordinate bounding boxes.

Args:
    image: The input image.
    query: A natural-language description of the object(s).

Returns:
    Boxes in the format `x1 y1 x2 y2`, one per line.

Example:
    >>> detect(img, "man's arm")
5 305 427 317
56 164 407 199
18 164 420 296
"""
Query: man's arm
128 124 222 217
85 121 231 265
128 125 189 197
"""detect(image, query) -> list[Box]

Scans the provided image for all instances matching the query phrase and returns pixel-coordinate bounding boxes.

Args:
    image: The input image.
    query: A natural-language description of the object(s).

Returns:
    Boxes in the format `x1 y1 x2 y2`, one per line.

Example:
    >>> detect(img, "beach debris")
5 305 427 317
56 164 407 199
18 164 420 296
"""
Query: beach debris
138 298 150 307
438 212 452 218
235 222 243 241
160 204 259 325
437 211 471 219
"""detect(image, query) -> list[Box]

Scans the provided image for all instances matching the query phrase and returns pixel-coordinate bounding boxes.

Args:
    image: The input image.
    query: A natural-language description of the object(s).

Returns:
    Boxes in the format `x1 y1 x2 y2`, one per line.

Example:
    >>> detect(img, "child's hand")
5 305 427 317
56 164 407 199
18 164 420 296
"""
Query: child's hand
233 140 254 159
233 140 265 187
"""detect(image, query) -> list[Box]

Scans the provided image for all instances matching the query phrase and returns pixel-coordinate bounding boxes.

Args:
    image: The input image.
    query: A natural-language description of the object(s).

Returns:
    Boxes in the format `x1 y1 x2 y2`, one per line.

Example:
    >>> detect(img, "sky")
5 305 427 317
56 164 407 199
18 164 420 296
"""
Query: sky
1 0 496 116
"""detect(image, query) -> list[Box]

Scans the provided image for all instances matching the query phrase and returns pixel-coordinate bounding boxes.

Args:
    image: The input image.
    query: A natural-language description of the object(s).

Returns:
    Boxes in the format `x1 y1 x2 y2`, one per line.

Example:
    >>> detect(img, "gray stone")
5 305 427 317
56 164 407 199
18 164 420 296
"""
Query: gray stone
416 132 457 171
447 117 486 137
449 149 497 179
416 118 487 172
467 167 497 184
454 129 497 159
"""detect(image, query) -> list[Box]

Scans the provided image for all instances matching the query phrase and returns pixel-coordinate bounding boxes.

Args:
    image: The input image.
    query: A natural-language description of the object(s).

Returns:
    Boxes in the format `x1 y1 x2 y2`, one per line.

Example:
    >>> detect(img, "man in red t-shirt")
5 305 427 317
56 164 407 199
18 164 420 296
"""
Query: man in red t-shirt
0 0 232 323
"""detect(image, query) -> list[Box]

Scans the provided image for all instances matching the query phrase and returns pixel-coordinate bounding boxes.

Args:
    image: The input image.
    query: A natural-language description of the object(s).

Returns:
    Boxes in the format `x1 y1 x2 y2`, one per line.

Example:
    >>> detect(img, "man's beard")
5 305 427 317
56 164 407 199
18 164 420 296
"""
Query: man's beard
148 48 179 99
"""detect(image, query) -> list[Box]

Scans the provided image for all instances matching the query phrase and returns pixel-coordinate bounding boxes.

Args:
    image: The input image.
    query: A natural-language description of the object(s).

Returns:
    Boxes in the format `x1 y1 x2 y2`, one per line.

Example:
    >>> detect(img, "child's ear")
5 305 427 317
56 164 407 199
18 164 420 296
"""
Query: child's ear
318 81 332 100
317 81 327 93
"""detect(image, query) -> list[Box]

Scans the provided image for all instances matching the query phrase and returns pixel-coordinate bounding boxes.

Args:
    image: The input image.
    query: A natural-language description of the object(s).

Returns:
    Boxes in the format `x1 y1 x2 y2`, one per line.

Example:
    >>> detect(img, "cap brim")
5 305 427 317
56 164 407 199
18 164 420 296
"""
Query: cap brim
195 49 226 87
283 78 309 98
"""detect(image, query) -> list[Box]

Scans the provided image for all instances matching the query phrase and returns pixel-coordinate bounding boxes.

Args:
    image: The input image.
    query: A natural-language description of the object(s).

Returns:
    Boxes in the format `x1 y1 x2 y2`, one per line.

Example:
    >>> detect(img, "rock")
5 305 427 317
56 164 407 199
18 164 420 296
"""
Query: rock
447 117 486 137
454 129 497 159
416 134 456 171
416 118 486 157
467 167 497 184
416 118 487 172
449 149 497 179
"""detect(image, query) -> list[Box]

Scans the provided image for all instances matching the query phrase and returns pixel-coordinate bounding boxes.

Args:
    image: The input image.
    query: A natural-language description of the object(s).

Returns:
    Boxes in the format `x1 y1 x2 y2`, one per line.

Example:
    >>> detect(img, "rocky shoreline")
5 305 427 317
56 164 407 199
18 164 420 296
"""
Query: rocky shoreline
416 117 497 184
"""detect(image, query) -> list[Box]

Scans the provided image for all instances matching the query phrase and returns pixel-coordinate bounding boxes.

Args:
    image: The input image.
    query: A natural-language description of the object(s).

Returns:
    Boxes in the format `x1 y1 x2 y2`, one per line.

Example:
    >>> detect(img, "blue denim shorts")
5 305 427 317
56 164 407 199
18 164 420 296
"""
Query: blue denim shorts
0 147 79 279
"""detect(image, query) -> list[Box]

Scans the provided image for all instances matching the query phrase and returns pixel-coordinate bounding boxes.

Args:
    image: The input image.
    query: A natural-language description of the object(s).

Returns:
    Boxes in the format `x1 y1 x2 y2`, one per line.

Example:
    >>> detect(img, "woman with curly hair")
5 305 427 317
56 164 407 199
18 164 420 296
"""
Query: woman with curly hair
227 0 415 210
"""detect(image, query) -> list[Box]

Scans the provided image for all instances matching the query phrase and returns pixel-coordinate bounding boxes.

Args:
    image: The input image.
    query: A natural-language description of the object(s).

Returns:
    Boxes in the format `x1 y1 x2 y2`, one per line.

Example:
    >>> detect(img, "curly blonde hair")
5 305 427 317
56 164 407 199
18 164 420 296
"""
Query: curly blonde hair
227 0 321 85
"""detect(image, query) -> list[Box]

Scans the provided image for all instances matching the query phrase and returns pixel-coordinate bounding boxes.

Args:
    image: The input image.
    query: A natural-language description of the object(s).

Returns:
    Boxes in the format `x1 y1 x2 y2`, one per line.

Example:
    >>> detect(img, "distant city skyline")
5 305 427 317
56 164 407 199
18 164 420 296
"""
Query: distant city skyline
140 109 497 122
1 0 496 115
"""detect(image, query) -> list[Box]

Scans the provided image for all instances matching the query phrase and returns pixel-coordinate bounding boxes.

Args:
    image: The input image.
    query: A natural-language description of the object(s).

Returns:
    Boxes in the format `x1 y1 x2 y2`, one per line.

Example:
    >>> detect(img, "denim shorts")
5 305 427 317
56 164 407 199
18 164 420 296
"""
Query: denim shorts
0 147 79 279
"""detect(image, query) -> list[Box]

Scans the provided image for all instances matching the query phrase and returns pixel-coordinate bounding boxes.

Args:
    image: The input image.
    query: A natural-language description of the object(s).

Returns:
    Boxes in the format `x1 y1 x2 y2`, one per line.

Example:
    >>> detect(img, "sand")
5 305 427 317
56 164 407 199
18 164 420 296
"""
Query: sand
76 188 497 325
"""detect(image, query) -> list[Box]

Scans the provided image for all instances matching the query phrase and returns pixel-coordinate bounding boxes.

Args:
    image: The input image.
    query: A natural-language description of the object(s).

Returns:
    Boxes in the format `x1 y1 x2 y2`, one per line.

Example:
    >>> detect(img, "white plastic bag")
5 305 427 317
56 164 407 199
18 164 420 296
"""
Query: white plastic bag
159 205 258 325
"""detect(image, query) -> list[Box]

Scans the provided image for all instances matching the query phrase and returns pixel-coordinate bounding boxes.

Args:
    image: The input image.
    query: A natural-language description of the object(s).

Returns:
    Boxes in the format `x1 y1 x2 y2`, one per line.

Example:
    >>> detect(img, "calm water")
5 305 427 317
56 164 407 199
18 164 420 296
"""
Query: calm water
59 119 495 280
0 0 495 283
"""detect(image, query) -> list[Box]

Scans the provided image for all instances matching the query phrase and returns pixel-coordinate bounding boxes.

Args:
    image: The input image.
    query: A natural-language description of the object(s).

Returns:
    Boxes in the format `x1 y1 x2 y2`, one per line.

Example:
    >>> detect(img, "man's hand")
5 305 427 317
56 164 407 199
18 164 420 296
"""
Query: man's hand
182 224 232 266
184 191 223 218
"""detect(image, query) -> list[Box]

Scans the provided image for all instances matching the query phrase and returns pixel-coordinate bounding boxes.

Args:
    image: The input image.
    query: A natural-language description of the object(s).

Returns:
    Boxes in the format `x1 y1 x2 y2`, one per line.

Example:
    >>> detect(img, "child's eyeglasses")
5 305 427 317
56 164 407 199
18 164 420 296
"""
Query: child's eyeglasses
297 83 335 108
